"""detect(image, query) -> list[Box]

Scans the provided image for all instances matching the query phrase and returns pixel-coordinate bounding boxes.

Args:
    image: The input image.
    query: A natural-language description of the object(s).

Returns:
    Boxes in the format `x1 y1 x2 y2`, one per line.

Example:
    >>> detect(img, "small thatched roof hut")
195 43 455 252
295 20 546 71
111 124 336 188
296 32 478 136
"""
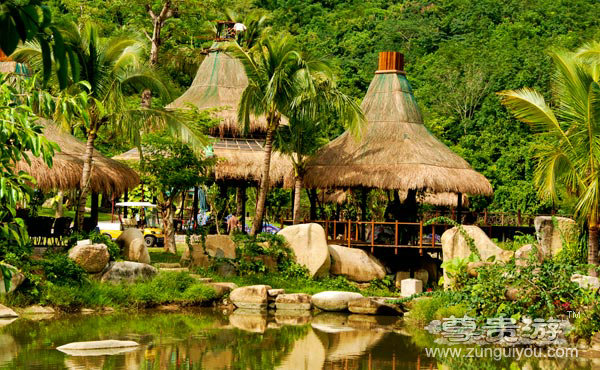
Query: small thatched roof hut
166 46 267 138
304 52 493 196
113 138 293 186
15 121 139 194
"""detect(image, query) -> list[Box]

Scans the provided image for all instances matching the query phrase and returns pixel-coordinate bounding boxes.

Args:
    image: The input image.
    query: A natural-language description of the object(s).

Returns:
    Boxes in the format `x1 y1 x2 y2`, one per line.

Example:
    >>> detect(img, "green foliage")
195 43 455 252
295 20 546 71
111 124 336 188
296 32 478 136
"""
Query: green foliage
41 252 87 286
426 216 481 260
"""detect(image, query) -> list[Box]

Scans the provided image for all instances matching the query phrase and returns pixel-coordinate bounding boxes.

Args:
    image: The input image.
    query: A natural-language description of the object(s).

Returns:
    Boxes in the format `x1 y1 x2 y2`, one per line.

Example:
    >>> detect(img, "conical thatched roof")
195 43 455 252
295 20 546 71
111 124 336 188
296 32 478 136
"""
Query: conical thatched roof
15 121 139 194
166 47 267 137
113 138 293 186
304 52 493 196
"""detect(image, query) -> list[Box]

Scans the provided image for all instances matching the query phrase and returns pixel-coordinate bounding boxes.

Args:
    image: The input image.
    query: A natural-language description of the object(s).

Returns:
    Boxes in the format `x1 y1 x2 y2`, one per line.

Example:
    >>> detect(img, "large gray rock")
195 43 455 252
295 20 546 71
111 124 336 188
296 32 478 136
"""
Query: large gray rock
68 244 110 273
347 297 403 316
230 285 271 310
0 304 18 318
311 291 363 312
534 216 579 258
515 244 544 267
0 264 24 294
277 223 331 278
441 226 513 289
100 261 157 284
328 245 386 282
275 293 312 310
571 274 600 291
116 229 150 264
183 234 237 261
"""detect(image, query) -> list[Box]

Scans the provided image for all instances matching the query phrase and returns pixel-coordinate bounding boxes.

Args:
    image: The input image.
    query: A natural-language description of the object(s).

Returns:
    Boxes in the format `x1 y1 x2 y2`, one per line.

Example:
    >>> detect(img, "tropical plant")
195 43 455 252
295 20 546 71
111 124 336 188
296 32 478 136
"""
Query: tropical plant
229 32 364 235
141 132 212 253
13 22 206 230
498 49 600 275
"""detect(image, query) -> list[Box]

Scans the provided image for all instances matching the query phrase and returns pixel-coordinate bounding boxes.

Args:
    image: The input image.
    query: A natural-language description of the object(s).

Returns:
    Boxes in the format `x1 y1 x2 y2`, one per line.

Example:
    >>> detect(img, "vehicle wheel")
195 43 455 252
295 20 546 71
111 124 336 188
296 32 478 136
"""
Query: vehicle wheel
102 233 113 240
144 235 156 248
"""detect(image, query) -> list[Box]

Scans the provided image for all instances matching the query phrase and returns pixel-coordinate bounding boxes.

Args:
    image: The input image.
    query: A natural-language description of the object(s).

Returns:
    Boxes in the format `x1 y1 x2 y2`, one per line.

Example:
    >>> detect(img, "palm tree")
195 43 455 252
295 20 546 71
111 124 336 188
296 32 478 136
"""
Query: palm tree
498 50 600 275
14 22 205 230
229 34 363 235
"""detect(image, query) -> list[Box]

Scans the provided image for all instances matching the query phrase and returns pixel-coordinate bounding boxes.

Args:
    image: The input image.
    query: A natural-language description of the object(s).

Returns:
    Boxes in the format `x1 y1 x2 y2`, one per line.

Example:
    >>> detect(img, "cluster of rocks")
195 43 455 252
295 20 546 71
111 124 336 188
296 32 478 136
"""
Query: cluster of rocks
67 229 157 284
228 285 403 316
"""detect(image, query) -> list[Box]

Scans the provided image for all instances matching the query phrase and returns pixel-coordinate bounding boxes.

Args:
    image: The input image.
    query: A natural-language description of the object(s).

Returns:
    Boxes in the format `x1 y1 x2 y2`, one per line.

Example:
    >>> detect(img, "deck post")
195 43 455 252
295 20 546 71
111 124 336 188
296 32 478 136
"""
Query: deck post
432 224 436 248
333 221 337 241
325 219 330 242
395 221 399 246
347 219 351 248
371 220 375 253
419 221 423 248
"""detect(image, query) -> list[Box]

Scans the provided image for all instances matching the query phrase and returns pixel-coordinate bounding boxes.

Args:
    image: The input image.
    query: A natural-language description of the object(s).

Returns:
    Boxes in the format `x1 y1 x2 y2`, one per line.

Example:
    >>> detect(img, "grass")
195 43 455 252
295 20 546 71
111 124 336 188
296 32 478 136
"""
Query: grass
24 271 218 311
148 244 186 264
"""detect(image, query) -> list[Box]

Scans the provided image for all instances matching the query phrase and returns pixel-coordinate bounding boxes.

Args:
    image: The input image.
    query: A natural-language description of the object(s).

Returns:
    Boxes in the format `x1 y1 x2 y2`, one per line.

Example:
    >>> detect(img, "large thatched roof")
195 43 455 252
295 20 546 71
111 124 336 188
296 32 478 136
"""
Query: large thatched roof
303 52 493 196
166 47 268 137
319 189 469 207
113 138 293 186
15 121 139 194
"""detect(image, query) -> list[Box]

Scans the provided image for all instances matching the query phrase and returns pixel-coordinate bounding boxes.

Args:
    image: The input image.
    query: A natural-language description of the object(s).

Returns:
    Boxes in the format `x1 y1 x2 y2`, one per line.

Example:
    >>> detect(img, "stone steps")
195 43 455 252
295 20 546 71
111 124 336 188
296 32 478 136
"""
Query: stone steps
158 267 189 273
155 263 182 269
189 274 213 283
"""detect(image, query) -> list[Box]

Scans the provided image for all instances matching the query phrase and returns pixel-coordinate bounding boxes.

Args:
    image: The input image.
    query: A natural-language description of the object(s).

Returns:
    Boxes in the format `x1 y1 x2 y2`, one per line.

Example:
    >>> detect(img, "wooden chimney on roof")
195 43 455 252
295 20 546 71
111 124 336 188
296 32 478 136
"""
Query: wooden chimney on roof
376 51 404 74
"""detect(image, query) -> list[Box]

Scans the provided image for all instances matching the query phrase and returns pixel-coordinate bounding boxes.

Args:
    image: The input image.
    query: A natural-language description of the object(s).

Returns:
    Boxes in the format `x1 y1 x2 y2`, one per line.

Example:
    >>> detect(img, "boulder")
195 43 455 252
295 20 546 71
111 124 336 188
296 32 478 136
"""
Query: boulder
268 289 285 297
205 282 238 297
100 261 157 284
0 264 24 294
0 304 18 318
394 271 410 289
275 293 312 310
68 244 110 273
311 291 363 312
117 229 150 264
515 244 544 267
328 245 386 282
347 297 403 316
441 226 513 288
183 235 237 266
21 305 55 315
534 216 579 258
277 223 331 278
204 235 237 259
57 340 139 351
571 274 600 291
400 279 422 297
230 285 271 310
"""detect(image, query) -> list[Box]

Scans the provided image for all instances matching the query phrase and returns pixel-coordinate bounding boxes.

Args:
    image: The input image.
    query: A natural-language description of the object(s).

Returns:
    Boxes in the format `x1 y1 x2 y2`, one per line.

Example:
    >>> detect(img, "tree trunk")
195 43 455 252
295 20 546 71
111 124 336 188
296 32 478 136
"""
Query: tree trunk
90 191 99 227
307 189 318 220
146 1 173 67
251 128 275 236
292 175 303 224
75 128 97 230
236 185 247 233
160 199 176 254
589 222 599 277
55 190 64 218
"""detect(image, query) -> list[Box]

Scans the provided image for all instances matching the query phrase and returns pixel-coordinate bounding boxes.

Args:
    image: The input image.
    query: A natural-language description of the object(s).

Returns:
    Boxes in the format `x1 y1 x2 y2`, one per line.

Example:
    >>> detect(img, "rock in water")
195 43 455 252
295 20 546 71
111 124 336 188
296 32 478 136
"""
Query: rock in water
328 245 386 282
57 340 140 356
347 297 403 316
277 223 331 278
100 262 157 284
68 244 110 273
275 293 312 310
311 291 363 312
229 285 271 310
0 264 25 294
0 304 18 318
534 216 579 258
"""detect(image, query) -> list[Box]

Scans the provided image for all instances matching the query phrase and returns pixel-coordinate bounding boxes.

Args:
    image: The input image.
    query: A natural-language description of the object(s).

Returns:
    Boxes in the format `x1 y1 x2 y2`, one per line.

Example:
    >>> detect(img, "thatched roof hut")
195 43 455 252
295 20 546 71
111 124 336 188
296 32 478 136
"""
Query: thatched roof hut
166 46 267 138
319 189 469 207
15 121 139 194
304 51 493 196
113 138 293 186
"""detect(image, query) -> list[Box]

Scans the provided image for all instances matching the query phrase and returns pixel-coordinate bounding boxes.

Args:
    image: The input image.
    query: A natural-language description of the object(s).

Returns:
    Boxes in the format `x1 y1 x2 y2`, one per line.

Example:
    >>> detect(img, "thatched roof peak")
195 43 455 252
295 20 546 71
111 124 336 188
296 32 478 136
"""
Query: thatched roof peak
303 52 493 196
166 47 268 137
15 120 139 195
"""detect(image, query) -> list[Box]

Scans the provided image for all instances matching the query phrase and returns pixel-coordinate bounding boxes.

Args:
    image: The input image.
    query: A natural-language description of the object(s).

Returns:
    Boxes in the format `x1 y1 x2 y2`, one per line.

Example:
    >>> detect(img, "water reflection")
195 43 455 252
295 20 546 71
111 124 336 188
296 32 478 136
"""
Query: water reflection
0 309 593 369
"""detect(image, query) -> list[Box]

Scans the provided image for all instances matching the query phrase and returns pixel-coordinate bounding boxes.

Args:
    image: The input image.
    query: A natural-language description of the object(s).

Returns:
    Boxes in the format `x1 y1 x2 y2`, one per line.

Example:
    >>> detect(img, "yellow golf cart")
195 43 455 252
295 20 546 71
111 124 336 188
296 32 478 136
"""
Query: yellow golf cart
99 202 164 247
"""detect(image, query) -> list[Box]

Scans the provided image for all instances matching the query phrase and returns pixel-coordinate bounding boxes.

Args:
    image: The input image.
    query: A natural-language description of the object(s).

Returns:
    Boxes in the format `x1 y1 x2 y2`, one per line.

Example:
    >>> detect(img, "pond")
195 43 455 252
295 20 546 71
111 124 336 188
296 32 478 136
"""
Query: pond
0 309 594 369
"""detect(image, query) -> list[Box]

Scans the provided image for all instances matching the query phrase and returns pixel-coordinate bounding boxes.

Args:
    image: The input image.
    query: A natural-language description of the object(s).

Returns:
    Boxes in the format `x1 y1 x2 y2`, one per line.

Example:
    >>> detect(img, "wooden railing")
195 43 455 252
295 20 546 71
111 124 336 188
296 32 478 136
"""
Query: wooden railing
282 219 452 254
423 210 569 227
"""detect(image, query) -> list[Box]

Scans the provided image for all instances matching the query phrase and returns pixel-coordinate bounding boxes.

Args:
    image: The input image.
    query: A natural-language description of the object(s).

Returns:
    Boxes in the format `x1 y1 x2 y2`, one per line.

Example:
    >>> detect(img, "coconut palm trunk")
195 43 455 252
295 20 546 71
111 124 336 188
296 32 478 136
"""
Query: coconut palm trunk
76 126 97 230
251 126 275 235
292 173 303 224
589 222 599 276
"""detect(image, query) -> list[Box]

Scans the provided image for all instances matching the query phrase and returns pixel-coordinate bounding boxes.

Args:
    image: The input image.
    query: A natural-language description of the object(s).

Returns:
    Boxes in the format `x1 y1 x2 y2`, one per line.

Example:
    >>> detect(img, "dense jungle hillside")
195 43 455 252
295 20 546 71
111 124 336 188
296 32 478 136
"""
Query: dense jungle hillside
47 0 600 214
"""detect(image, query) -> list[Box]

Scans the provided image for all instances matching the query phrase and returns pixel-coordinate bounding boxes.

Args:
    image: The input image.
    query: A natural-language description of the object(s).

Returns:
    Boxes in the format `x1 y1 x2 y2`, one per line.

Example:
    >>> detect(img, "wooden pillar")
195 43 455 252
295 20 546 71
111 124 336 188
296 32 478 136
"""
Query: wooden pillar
456 192 463 223
236 185 247 233
192 186 199 225
90 191 99 227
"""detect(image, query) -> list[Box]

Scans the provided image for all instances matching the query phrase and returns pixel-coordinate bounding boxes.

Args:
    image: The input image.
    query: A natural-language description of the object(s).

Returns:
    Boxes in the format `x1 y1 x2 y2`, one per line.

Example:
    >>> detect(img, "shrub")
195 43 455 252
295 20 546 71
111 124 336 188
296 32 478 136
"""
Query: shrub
41 252 87 286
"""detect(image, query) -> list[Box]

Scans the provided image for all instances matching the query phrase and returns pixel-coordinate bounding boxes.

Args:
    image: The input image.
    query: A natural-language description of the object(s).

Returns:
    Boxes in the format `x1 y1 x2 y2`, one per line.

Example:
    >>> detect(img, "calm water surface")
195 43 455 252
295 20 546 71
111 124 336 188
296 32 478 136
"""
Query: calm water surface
0 309 593 369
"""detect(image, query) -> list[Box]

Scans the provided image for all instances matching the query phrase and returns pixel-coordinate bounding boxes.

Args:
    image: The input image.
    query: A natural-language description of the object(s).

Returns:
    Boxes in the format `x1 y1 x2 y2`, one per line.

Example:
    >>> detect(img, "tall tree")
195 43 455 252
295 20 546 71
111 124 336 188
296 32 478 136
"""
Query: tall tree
229 33 363 235
145 0 174 66
141 132 210 253
499 49 600 275
14 22 205 230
